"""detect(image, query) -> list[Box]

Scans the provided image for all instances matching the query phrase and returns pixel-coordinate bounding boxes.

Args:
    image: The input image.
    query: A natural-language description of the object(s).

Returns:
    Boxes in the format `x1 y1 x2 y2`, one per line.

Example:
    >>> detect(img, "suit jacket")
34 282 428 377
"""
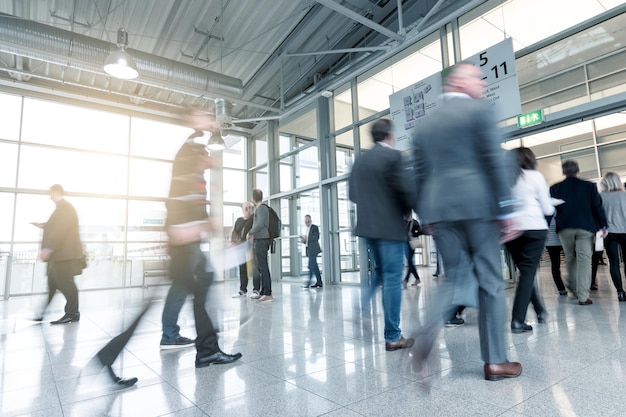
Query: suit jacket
231 216 253 244
42 199 83 262
550 177 607 233
349 142 414 241
306 224 322 256
413 96 514 223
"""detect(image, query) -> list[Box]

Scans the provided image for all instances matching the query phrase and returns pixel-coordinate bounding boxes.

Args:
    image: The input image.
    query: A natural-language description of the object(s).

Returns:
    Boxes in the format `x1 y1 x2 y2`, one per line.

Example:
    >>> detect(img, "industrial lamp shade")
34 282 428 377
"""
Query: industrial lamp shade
104 28 139 80
207 131 226 151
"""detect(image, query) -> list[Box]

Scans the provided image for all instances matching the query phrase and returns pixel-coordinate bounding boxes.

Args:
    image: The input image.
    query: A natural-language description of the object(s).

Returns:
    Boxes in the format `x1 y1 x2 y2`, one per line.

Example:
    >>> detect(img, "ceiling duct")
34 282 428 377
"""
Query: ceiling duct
215 98 233 129
0 13 243 99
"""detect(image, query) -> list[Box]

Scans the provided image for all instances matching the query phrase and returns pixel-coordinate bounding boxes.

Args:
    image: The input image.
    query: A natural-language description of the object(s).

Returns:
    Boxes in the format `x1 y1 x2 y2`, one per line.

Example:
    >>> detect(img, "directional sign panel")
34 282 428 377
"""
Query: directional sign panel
390 38 521 151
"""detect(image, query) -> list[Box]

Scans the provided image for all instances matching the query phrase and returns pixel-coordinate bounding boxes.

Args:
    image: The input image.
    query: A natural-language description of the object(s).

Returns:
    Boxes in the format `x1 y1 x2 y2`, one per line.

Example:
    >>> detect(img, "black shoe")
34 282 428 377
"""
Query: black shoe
312 284 323 288
558 290 568 296
51 313 80 325
195 350 242 368
302 285 311 289
590 284 598 291
444 317 464 327
537 312 548 323
113 376 138 389
618 291 626 302
511 320 532 333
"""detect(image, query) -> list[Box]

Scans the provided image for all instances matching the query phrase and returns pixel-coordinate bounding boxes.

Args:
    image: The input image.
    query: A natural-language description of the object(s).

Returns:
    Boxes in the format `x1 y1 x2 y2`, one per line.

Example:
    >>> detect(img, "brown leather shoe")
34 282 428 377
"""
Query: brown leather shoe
483 361 522 381
578 299 593 305
385 336 415 351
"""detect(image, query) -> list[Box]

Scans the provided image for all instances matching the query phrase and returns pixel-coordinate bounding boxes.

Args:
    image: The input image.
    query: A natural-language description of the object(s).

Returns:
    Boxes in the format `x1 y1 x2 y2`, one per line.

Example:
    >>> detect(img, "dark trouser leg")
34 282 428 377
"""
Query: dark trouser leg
308 255 322 285
161 275 189 342
238 263 249 292
546 246 565 291
506 231 546 323
97 303 151 367
591 250 602 287
255 239 272 296
404 243 420 281
605 234 625 292
167 244 219 356
189 244 220 356
49 260 79 315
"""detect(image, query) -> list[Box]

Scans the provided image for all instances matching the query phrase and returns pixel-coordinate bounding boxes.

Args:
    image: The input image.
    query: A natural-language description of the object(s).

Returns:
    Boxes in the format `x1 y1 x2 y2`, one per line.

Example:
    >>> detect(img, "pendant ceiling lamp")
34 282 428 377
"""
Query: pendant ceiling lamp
207 130 226 151
104 28 139 80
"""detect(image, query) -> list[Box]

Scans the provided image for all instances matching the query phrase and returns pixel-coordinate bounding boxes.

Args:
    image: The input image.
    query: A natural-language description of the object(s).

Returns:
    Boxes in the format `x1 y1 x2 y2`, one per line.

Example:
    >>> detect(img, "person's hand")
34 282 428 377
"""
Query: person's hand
39 249 52 261
421 224 435 235
499 218 522 243
601 228 609 239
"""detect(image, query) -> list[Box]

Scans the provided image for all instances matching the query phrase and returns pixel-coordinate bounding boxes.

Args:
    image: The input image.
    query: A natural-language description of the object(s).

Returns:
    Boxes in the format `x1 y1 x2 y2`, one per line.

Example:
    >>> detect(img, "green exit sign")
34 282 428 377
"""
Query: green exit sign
517 110 543 128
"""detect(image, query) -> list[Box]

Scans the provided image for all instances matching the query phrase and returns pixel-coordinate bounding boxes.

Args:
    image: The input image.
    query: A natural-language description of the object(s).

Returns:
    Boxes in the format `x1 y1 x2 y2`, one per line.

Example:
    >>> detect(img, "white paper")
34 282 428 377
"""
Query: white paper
204 242 251 272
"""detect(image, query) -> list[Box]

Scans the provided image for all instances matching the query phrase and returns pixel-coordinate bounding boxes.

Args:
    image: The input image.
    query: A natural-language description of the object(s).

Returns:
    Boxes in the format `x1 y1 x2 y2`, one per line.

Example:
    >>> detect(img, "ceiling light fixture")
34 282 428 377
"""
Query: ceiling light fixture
206 130 226 151
104 28 139 80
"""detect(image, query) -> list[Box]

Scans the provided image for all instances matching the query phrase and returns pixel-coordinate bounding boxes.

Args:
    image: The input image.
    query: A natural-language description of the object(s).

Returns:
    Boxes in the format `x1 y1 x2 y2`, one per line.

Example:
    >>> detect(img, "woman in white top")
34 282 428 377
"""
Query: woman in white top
599 172 626 302
506 147 555 333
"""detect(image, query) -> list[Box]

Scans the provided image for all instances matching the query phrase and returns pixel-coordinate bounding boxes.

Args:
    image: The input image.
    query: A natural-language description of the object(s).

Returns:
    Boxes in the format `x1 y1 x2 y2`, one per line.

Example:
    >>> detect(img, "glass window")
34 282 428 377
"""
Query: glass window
520 121 594 157
127 200 167 242
223 169 245 203
280 108 318 140
130 117 189 160
254 169 268 194
599 142 626 177
459 0 616 58
295 146 319 188
128 158 172 198
336 148 353 176
255 136 268 166
536 155 565 186
21 98 129 154
223 135 246 168
17 145 128 194
595 113 626 145
280 156 294 192
358 121 377 150
333 83 352 131
357 34 441 120
279 134 292 156
224 204 243 229
0 93 21 141
0 193 15 241
0 142 18 187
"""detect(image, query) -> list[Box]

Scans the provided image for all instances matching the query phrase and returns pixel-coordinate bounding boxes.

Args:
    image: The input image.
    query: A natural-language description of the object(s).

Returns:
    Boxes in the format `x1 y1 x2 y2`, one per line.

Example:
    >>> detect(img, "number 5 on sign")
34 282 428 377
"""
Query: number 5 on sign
466 38 521 121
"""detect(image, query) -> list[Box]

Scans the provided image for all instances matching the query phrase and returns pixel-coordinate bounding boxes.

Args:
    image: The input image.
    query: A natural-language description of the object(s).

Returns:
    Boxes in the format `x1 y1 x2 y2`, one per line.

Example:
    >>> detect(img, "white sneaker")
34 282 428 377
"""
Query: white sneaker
258 295 274 302
232 291 247 298
250 291 261 299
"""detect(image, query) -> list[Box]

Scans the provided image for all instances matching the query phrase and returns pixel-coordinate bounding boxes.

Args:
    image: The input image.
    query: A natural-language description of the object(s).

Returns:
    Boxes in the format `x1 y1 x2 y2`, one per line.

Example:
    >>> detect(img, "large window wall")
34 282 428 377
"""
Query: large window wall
268 0 625 286
0 94 248 297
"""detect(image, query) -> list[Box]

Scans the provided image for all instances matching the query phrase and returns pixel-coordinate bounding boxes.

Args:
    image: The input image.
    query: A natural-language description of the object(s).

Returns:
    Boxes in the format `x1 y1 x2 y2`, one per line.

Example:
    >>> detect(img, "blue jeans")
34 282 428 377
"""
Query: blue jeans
365 238 404 343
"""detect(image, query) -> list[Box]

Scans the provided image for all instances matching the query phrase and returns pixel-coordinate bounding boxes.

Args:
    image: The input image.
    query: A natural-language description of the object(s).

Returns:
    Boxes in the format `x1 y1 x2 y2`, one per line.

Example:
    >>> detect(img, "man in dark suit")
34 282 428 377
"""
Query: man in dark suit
411 62 521 380
349 118 415 352
34 184 84 324
301 214 323 288
550 160 608 305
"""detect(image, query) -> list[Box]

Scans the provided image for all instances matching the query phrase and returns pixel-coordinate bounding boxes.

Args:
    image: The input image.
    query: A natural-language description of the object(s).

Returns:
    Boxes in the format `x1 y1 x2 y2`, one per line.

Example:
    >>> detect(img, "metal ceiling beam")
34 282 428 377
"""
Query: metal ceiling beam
415 0 447 32
284 46 390 57
314 0 404 42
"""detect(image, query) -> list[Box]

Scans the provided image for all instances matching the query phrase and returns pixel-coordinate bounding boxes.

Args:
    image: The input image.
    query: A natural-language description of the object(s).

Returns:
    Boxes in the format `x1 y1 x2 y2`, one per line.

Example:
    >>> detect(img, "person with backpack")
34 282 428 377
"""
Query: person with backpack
248 189 274 302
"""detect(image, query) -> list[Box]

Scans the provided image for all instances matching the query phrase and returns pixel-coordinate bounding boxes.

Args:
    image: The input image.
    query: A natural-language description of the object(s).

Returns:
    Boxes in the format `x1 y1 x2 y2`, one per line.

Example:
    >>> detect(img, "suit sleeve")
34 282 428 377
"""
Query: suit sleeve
310 225 320 242
387 150 414 215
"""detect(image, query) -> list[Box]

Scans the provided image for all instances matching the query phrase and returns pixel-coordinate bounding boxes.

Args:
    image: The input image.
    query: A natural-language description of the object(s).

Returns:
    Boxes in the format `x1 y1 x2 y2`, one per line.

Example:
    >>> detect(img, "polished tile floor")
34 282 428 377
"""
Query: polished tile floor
1 261 625 417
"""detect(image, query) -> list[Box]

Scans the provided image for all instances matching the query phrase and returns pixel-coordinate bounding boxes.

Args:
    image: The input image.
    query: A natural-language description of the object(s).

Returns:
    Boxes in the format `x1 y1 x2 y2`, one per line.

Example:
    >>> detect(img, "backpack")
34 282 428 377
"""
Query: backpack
263 204 282 239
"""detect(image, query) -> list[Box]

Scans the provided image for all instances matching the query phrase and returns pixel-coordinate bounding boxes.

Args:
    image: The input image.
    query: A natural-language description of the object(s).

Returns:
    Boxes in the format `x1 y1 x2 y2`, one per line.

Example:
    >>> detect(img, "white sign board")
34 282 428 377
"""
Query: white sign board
389 38 520 151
